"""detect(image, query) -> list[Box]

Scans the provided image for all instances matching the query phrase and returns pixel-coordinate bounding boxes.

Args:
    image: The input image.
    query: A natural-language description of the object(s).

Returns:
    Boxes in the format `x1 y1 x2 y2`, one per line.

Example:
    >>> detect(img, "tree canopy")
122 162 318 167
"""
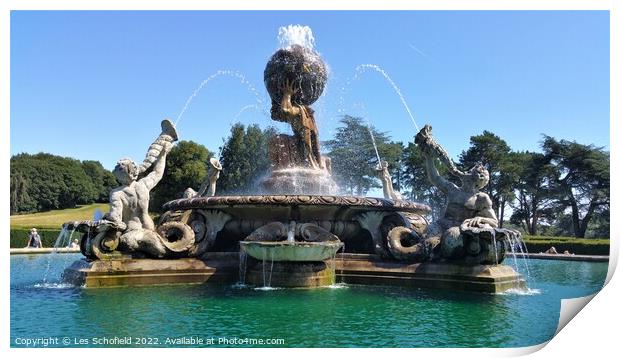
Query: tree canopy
217 123 276 194
149 140 213 211
541 136 610 238
10 153 115 213
323 115 402 196
459 131 514 227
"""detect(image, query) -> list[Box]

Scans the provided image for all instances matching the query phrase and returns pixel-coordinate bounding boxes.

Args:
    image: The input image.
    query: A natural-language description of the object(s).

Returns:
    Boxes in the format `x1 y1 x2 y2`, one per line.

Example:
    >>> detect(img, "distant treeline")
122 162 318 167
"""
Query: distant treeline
10 153 117 214
322 116 609 239
11 115 610 240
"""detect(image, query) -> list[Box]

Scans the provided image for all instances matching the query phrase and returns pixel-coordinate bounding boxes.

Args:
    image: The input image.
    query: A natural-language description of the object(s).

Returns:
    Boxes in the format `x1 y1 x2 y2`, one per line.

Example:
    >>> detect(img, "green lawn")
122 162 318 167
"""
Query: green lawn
10 203 109 230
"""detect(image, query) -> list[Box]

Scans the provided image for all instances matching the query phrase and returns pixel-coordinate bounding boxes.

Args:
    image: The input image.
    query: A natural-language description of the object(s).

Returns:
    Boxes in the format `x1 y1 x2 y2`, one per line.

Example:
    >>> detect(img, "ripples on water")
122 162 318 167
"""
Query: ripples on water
10 254 607 348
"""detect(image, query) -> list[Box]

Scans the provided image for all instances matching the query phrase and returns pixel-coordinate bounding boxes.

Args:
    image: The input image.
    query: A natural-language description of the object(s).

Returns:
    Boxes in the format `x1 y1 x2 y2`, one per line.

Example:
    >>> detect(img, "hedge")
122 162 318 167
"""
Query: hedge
522 236 610 256
10 228 74 248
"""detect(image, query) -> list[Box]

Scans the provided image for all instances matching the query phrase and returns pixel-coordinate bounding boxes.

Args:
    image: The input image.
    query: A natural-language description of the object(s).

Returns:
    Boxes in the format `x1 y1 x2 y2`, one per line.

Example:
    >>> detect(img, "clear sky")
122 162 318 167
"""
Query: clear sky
10 10 609 170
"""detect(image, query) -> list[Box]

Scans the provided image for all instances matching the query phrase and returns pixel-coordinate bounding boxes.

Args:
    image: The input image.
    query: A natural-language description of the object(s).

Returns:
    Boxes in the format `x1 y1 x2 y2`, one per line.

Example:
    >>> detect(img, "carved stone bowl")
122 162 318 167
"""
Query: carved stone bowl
163 194 430 222
240 241 343 262
160 195 430 257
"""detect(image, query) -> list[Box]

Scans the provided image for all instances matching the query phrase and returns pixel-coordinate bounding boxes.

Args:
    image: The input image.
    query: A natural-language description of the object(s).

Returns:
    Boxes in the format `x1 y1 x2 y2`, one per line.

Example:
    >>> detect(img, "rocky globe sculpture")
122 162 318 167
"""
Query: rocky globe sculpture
261 31 337 195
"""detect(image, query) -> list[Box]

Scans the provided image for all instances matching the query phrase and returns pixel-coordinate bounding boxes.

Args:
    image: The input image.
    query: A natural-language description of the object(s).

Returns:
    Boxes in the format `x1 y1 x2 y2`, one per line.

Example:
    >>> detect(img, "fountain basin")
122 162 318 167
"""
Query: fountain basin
160 194 430 256
62 252 526 293
163 194 430 214
240 241 343 262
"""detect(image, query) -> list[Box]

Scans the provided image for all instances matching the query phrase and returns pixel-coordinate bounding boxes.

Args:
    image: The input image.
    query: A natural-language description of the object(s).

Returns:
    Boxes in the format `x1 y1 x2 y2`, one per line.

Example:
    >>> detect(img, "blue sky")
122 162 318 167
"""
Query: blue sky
11 10 610 170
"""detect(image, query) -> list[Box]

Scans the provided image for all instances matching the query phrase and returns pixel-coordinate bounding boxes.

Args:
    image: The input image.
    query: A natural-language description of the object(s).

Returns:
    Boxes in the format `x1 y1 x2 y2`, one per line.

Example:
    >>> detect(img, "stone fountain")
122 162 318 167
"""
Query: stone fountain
63 25 524 293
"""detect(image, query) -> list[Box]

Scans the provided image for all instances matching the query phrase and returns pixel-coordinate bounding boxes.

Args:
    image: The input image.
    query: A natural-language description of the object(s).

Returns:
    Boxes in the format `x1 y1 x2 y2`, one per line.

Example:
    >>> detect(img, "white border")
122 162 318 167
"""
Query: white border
2 1 616 357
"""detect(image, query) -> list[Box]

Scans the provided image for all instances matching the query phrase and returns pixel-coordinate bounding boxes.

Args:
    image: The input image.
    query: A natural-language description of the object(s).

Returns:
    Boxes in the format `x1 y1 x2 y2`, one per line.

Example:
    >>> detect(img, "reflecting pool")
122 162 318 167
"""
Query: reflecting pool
10 254 607 348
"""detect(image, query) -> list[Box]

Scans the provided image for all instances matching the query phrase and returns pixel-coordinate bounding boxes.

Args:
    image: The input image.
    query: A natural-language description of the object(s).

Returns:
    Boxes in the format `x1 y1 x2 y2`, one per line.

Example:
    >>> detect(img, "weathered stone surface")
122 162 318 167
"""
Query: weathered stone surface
412 124 522 265
62 255 238 288
376 161 402 200
264 44 327 106
334 254 525 293
66 120 197 260
240 241 343 262
163 194 431 213
245 261 335 288
62 253 525 293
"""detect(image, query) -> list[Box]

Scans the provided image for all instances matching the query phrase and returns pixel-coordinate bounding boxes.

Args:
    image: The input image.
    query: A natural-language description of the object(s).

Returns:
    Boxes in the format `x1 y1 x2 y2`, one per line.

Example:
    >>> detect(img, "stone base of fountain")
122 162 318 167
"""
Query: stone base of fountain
245 261 336 288
63 252 524 293
62 253 238 288
239 241 343 288
338 254 526 293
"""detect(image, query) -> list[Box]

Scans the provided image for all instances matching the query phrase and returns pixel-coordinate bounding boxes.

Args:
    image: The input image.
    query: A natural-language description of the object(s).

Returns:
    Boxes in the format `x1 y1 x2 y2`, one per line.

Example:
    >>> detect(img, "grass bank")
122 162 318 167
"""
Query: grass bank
10 203 108 230
10 204 108 247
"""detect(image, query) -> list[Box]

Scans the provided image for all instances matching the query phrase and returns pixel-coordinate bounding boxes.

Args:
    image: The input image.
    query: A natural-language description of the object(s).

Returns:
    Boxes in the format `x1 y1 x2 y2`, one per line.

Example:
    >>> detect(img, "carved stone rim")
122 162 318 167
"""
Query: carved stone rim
239 241 344 248
163 195 430 214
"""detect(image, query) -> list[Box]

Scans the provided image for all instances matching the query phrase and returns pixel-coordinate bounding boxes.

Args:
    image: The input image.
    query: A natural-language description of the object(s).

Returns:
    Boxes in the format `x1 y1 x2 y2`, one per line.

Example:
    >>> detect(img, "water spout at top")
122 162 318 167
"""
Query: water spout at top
278 25 316 51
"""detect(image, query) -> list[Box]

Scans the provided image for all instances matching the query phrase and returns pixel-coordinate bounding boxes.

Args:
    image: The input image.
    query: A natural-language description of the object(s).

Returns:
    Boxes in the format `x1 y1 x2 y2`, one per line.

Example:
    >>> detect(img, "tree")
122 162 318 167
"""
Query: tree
509 151 556 235
542 136 610 238
459 131 516 227
217 123 276 194
10 171 35 213
81 160 118 202
10 153 99 213
149 140 213 211
323 115 398 196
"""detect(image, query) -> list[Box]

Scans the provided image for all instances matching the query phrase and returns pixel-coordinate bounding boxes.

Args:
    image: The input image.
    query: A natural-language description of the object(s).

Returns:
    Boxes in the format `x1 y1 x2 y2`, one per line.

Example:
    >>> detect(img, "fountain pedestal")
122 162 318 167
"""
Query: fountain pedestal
63 252 524 293
246 261 336 288
239 241 343 288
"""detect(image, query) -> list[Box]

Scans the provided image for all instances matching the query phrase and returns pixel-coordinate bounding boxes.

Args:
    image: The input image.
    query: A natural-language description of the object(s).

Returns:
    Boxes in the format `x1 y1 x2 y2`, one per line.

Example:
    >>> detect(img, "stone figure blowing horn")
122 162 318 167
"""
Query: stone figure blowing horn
138 119 179 175
414 124 465 177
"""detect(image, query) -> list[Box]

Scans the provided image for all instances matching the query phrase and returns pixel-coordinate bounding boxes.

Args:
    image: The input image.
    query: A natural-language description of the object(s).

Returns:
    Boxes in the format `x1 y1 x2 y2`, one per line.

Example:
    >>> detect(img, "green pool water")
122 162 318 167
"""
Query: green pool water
10 253 607 348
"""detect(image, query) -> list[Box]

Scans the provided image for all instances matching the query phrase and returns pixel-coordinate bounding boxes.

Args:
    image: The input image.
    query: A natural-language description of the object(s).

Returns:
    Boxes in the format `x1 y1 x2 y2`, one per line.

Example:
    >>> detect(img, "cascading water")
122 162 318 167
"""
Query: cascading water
287 221 296 243
237 249 248 287
262 248 267 287
41 226 77 286
339 243 346 285
256 246 276 290
513 235 532 278
501 232 536 294
492 231 499 265
506 235 520 271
